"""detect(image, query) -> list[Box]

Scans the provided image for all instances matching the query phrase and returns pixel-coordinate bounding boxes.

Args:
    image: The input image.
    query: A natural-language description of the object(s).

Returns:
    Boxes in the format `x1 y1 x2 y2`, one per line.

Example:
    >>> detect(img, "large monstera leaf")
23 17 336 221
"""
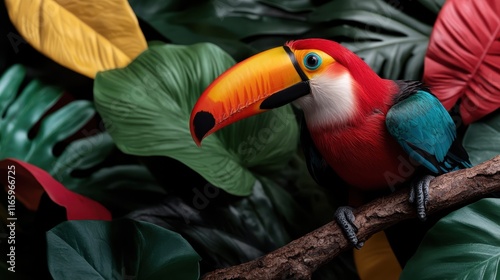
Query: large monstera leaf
307 0 433 80
401 198 500 280
424 0 500 125
94 42 299 196
0 63 106 188
0 64 95 168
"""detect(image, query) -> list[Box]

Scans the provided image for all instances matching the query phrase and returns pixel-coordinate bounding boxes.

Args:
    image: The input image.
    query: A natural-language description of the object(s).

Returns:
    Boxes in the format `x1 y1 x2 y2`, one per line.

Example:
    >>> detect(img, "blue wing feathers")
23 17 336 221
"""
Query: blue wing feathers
386 90 471 174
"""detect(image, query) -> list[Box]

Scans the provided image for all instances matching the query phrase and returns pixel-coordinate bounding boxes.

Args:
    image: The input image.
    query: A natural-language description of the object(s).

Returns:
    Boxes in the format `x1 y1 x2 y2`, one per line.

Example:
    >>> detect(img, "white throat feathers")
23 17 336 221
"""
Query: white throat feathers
293 72 357 128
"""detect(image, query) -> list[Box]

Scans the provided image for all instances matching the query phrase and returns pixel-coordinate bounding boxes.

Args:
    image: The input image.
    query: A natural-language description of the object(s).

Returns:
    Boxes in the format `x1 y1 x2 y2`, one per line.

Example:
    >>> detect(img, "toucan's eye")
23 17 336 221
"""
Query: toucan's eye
303 53 322 70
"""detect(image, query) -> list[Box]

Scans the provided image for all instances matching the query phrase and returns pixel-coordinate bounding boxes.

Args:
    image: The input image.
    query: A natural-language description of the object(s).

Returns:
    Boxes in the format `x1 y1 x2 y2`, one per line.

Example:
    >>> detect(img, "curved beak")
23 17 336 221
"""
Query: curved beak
190 46 310 146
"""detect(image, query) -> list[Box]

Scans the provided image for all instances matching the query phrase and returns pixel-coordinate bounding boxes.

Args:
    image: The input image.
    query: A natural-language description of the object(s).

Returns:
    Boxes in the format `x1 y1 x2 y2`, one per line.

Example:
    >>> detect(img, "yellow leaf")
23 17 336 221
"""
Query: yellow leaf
5 0 148 79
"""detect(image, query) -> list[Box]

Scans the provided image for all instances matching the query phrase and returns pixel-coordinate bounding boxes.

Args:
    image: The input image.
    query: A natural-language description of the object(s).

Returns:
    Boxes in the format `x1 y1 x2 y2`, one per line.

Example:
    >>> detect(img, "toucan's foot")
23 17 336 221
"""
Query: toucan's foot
409 174 434 221
334 206 364 249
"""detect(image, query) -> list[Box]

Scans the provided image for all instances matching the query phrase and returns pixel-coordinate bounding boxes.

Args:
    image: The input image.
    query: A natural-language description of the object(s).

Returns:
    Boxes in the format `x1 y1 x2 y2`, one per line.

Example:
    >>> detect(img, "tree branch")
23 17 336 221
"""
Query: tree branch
202 155 500 280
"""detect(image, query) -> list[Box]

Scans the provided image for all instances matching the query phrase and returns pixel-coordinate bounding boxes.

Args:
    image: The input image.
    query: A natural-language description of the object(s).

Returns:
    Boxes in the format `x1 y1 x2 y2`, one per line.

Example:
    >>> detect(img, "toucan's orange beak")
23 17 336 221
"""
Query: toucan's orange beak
190 46 310 146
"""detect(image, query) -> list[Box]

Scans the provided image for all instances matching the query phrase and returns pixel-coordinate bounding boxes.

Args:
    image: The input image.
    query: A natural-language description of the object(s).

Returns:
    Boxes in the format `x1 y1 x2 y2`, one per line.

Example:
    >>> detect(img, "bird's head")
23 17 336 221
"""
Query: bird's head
190 38 391 146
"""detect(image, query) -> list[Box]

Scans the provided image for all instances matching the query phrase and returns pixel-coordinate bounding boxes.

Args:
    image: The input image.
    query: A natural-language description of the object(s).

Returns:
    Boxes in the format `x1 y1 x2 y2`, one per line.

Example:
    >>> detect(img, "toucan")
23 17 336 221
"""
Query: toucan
189 38 472 269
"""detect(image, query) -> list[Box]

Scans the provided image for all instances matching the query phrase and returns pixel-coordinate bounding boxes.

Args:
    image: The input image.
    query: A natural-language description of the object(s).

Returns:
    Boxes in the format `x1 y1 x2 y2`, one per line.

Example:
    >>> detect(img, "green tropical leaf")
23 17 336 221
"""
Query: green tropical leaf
0 64 94 169
94 42 299 196
401 198 500 280
165 1 310 39
0 64 166 216
129 0 258 60
307 0 432 80
128 0 319 60
130 0 437 79
417 0 446 14
65 162 167 216
51 132 167 216
462 110 500 166
0 63 98 174
47 219 200 280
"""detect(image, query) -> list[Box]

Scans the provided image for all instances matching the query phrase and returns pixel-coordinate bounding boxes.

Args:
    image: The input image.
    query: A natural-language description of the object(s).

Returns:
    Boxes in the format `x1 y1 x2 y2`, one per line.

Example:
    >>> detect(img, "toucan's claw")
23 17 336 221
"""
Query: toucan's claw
409 174 434 221
334 206 364 249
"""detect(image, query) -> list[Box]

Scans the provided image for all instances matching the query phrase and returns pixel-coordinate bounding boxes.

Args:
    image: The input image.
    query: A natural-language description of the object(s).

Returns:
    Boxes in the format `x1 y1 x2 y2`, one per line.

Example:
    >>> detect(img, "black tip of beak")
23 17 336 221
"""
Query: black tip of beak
192 111 216 144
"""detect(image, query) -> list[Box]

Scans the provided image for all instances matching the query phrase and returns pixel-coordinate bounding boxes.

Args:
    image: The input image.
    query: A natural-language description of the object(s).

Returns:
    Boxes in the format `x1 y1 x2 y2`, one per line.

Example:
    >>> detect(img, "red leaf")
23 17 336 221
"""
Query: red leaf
424 0 500 125
1 158 111 221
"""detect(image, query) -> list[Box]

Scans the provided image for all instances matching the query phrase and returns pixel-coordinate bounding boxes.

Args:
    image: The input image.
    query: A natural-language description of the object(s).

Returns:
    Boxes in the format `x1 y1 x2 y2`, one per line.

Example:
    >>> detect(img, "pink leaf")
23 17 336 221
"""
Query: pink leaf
424 0 500 125
1 158 111 221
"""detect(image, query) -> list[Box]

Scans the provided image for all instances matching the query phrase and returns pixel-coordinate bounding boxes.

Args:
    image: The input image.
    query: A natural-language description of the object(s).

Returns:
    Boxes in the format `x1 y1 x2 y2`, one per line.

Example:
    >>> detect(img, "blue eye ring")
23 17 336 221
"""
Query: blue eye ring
303 52 322 70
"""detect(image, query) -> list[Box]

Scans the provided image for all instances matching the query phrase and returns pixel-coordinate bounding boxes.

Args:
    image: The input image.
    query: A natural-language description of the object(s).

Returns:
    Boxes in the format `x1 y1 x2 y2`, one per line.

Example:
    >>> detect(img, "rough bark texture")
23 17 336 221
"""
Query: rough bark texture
202 155 500 280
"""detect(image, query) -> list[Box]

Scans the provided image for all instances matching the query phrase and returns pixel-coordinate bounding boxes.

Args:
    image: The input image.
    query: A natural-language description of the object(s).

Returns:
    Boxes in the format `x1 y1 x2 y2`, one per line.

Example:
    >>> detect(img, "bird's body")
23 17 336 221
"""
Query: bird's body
190 38 472 254
308 110 405 190
283 39 471 194
303 80 471 192
297 66 401 190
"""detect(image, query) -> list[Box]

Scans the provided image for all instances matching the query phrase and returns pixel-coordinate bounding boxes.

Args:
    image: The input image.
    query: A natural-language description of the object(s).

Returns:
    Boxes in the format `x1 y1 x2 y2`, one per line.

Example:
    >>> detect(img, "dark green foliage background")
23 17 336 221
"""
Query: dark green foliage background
1 0 499 279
